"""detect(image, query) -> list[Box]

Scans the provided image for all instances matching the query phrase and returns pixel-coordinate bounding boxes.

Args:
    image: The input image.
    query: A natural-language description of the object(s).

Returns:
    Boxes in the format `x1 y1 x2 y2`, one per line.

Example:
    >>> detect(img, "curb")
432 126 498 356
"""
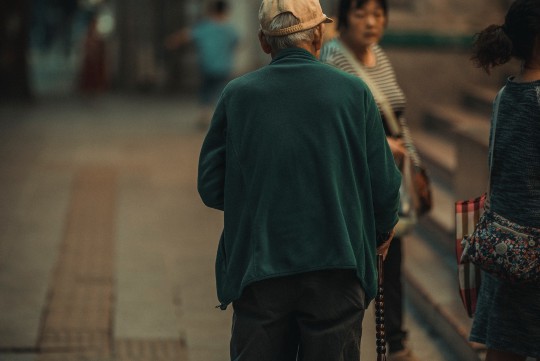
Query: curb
404 270 485 361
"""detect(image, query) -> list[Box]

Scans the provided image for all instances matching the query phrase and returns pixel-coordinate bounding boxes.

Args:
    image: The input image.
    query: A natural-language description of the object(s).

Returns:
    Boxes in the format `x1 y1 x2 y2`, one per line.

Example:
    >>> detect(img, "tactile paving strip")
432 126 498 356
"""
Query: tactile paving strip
114 339 188 361
35 167 188 360
38 167 116 357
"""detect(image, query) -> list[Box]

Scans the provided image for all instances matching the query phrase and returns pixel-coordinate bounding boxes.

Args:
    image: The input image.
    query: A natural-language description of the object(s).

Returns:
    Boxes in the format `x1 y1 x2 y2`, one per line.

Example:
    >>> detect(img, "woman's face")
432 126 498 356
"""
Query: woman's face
342 0 386 49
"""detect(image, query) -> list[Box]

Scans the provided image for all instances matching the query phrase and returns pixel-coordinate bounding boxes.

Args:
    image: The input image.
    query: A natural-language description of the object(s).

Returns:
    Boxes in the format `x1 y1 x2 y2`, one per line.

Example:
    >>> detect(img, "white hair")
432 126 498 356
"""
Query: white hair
263 12 316 51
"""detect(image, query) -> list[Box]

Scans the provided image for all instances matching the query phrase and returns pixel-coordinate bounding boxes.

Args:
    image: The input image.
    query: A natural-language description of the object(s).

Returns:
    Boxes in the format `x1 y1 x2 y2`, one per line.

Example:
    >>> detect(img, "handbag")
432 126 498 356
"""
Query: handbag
463 209 540 283
454 88 502 318
375 254 387 361
411 165 432 217
393 145 417 236
455 87 502 317
459 86 540 285
334 40 432 236
455 194 485 317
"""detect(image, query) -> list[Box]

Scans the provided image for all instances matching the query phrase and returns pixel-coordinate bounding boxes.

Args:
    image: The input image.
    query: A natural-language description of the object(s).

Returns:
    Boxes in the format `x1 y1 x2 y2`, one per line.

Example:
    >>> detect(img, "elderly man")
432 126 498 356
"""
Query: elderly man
197 0 401 359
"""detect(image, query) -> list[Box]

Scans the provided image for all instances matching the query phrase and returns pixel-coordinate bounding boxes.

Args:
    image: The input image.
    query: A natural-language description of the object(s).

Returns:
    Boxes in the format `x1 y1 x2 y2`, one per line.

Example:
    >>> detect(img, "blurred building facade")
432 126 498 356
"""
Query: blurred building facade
0 0 514 99
0 1 31 99
114 0 513 92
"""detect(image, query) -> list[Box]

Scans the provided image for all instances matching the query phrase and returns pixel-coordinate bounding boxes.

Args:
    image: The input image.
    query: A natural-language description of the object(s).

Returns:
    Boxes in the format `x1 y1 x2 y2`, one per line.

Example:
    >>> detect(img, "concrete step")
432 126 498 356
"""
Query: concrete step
424 177 454 232
383 128 482 359
418 103 491 200
395 159 486 360
401 176 485 360
413 128 456 188
422 103 489 135
463 85 497 112
460 84 498 116
404 229 485 361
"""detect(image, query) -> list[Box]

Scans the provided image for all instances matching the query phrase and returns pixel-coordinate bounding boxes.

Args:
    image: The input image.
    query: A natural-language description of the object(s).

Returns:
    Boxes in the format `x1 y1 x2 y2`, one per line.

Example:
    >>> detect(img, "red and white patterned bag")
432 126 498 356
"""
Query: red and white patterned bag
455 194 485 318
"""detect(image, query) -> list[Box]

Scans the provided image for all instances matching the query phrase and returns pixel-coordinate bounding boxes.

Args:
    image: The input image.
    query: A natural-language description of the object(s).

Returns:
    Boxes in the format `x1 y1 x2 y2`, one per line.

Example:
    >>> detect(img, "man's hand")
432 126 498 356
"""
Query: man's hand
386 137 406 168
376 228 395 260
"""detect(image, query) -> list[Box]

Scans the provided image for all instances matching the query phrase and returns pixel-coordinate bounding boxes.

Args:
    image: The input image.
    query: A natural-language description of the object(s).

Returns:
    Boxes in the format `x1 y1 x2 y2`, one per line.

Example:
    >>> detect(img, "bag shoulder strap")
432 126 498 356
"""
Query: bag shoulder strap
335 39 401 137
487 86 506 200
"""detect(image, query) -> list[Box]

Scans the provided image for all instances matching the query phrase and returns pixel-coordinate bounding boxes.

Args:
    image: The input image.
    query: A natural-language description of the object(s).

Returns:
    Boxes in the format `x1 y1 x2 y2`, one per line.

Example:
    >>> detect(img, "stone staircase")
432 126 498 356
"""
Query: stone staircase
403 84 497 361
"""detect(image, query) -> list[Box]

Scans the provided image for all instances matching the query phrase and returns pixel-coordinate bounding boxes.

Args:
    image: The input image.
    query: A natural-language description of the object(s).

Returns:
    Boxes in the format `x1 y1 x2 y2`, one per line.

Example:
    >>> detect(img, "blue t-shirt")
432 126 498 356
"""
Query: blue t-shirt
192 20 239 77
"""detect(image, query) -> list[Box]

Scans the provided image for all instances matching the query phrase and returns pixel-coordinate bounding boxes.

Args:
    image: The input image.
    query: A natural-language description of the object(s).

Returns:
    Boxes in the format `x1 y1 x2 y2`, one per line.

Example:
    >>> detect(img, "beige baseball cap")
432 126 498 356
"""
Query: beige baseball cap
259 0 333 36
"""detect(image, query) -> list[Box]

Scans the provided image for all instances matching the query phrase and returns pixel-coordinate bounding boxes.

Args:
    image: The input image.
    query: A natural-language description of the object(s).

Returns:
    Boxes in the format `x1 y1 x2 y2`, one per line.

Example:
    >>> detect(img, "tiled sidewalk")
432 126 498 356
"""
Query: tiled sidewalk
0 96 204 361
0 95 456 361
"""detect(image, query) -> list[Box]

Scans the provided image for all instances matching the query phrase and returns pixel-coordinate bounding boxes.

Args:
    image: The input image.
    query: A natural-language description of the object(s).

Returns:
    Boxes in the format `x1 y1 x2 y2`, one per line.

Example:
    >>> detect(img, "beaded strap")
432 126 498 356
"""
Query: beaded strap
376 254 387 361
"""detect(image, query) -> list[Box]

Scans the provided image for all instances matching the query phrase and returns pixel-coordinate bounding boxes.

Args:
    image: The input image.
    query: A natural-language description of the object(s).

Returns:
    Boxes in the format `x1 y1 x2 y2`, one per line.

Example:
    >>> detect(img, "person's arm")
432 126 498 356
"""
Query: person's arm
164 28 191 50
198 100 227 210
365 93 402 241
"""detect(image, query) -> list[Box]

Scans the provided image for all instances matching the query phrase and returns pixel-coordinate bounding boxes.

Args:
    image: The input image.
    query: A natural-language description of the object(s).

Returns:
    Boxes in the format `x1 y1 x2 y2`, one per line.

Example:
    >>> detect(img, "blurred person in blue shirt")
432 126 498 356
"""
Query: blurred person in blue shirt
166 1 239 129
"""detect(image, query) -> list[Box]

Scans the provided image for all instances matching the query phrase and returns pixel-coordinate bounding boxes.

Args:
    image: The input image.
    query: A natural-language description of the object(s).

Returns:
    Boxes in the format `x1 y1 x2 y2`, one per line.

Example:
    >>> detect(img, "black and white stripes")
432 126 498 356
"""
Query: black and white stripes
321 38 421 167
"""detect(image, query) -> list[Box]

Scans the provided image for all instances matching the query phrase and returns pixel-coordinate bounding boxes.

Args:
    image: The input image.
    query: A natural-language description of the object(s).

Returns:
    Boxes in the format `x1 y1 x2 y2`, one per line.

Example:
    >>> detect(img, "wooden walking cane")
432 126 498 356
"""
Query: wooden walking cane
376 254 387 361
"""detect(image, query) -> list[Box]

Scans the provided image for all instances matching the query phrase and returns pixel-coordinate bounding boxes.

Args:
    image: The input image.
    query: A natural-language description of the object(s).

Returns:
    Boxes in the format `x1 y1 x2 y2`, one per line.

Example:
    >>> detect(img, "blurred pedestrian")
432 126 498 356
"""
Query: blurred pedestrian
78 13 108 94
197 0 402 359
320 1 429 360
469 1 540 360
55 0 78 57
165 1 239 129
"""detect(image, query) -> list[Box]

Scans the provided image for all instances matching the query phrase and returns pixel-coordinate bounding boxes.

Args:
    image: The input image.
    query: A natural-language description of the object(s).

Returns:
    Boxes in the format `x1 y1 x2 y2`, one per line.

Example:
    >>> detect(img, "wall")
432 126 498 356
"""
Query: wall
112 0 518 93
385 48 519 128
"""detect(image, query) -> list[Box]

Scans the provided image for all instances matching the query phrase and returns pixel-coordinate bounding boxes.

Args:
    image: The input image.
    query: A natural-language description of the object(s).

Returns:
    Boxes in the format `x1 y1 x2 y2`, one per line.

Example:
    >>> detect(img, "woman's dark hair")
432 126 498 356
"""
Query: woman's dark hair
472 0 540 73
337 0 388 30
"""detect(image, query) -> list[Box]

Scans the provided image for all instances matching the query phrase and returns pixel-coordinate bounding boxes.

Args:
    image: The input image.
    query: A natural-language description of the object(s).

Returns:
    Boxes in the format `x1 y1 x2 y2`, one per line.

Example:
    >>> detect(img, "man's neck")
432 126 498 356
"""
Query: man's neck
271 43 318 59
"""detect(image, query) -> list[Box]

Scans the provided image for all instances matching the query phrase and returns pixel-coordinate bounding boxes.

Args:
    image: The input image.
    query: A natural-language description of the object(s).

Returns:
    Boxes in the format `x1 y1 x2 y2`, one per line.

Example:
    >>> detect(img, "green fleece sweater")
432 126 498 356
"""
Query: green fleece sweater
198 48 401 308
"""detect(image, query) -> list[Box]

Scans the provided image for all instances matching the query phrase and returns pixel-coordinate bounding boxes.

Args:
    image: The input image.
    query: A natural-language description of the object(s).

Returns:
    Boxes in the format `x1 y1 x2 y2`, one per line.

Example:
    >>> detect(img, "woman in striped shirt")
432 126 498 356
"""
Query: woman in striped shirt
321 1 426 360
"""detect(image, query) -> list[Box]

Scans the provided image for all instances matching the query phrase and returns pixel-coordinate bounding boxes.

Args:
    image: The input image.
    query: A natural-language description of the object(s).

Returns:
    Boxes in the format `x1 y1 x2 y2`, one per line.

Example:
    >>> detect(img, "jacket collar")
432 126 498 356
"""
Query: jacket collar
270 47 318 64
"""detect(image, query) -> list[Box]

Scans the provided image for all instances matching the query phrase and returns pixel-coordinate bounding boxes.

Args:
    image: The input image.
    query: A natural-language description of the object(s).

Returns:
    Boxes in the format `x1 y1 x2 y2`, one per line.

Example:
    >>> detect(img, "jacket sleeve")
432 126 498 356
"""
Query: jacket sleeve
365 95 402 233
197 99 227 211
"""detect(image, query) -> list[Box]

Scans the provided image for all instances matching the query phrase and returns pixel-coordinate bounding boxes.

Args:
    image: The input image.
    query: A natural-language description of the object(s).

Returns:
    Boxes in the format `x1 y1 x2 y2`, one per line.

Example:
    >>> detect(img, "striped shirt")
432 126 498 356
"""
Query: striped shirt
321 38 421 166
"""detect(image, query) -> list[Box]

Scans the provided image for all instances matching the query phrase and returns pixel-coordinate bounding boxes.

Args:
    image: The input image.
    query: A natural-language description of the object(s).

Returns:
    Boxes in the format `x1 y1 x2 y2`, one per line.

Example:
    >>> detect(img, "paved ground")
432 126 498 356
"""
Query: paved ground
0 94 457 361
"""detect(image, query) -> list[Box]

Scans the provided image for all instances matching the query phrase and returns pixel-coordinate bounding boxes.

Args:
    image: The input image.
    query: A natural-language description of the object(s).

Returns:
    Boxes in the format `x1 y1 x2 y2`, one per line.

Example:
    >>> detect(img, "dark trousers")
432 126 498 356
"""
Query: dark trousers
230 269 367 361
200 73 229 106
383 237 407 353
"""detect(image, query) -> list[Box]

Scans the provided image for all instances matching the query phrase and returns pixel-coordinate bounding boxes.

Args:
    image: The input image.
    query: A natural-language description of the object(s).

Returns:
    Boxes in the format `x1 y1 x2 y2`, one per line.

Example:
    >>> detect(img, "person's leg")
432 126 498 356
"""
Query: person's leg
485 348 526 361
230 277 300 361
197 74 214 129
383 237 407 353
295 270 366 361
207 75 229 106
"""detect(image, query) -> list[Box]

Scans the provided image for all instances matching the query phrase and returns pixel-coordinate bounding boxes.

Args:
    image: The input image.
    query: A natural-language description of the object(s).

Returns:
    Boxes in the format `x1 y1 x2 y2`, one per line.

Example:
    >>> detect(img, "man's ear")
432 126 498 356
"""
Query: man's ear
313 24 324 57
258 30 272 54
313 24 323 52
